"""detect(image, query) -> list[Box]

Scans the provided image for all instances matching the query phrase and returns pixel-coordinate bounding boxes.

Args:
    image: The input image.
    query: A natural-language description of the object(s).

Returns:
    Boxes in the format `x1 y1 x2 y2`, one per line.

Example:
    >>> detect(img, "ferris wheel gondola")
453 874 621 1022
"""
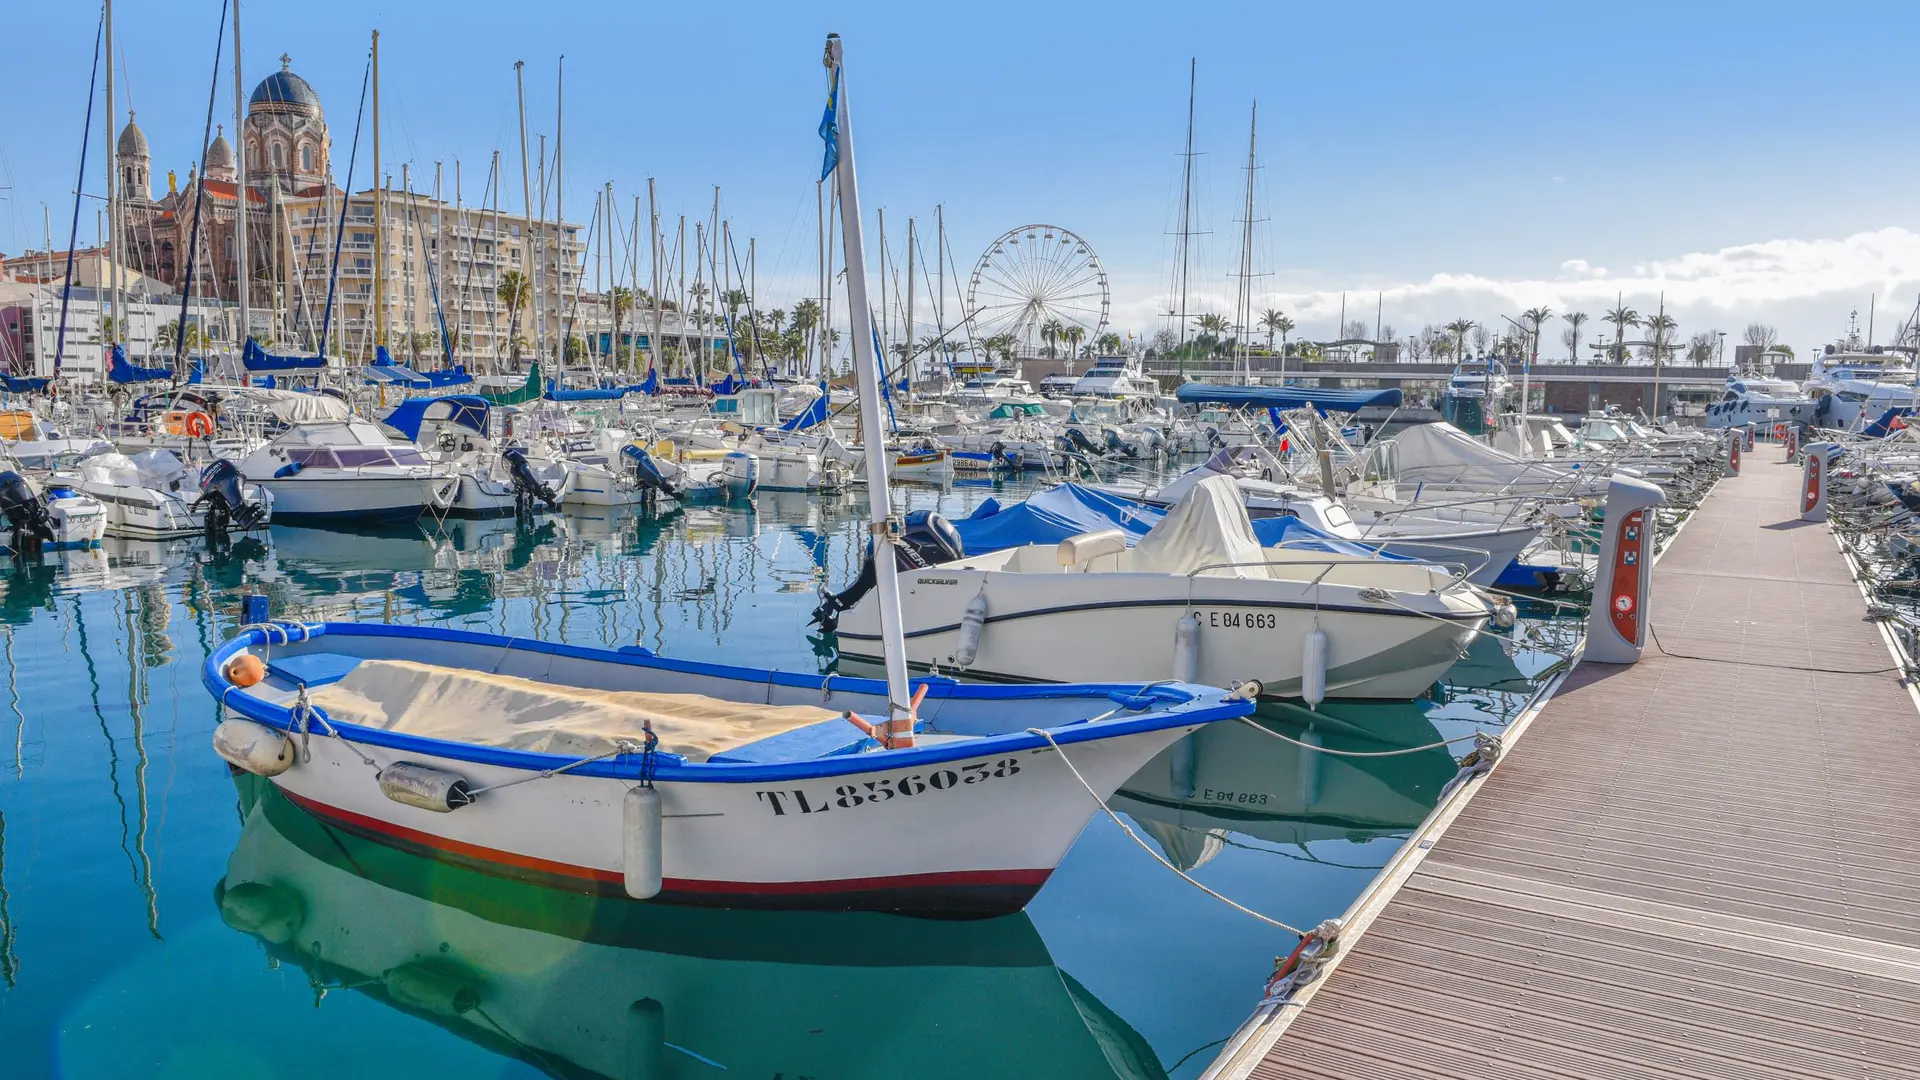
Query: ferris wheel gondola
965 225 1109 354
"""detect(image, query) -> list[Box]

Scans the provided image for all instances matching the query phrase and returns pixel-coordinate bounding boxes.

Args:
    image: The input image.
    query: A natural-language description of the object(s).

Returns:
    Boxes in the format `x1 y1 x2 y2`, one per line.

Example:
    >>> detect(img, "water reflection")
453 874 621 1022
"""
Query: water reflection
1113 704 1456 872
219 777 1166 1080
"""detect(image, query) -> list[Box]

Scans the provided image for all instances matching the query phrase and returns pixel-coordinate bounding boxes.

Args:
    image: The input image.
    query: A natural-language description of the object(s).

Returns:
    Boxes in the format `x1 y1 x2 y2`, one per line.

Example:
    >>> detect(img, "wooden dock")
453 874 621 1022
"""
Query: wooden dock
1210 454 1920 1080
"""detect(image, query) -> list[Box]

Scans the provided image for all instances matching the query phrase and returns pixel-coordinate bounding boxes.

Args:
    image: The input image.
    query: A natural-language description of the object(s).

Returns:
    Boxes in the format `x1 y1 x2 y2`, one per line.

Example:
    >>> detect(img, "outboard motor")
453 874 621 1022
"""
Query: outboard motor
620 444 680 499
811 510 963 632
503 447 559 516
1064 427 1105 457
0 471 54 556
197 459 268 535
1103 427 1130 456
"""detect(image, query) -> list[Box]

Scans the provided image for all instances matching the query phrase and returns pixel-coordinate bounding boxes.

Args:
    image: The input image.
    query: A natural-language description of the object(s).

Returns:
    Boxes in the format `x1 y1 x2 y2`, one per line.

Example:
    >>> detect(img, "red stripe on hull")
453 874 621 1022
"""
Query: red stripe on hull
279 786 1052 914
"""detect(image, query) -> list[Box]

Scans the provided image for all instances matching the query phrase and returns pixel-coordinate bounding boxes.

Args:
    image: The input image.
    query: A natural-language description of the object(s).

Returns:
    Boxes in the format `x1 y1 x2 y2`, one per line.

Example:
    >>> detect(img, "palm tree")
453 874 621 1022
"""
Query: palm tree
1060 325 1087 368
1258 308 1287 354
608 286 635 357
497 270 532 364
1040 318 1065 359
1602 304 1639 364
1444 318 1476 361
720 287 748 330
1521 306 1552 363
1562 311 1589 362
1093 331 1124 355
1642 312 1678 363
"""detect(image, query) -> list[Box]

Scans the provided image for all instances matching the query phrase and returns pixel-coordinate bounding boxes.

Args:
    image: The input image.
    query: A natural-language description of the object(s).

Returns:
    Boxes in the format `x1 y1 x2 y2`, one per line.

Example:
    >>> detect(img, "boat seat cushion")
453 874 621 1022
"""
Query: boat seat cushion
266 652 365 689
307 658 838 763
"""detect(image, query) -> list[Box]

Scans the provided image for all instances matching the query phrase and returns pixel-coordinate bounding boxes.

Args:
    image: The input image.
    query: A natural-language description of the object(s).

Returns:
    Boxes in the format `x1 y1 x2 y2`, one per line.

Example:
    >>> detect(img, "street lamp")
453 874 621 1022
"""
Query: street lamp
1717 331 1727 367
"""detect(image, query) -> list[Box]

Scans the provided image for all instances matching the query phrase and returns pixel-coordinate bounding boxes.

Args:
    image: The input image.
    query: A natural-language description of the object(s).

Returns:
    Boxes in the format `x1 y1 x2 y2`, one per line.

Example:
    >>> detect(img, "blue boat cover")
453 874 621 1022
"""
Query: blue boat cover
108 344 171 383
780 388 829 431
424 366 472 388
710 374 746 396
1863 407 1916 439
1175 383 1402 411
243 338 326 371
951 483 1386 559
0 375 51 393
382 394 491 442
638 368 659 395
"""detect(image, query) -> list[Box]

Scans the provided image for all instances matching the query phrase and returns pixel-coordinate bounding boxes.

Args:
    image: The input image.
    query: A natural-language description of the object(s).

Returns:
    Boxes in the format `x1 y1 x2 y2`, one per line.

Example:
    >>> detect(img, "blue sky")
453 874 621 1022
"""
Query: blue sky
6 1 1919 352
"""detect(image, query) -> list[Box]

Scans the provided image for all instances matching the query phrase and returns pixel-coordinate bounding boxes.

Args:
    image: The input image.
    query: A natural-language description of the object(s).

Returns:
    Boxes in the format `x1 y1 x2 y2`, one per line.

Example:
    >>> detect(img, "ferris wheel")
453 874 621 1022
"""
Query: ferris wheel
965 225 1109 350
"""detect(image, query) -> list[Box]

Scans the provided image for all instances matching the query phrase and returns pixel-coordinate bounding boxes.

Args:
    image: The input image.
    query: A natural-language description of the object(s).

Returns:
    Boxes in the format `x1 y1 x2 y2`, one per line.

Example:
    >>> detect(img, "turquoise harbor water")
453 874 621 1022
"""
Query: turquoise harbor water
0 473 1577 1079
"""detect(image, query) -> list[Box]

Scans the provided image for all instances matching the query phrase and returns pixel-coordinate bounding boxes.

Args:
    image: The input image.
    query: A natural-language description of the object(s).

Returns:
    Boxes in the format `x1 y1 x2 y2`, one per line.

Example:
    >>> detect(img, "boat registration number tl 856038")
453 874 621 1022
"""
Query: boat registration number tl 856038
755 758 1023 817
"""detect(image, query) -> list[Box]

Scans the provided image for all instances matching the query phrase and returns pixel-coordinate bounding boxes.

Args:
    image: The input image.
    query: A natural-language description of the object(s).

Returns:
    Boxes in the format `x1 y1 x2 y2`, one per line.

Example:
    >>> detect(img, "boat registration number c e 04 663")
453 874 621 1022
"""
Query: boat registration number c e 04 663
1207 610 1277 630
755 758 1023 817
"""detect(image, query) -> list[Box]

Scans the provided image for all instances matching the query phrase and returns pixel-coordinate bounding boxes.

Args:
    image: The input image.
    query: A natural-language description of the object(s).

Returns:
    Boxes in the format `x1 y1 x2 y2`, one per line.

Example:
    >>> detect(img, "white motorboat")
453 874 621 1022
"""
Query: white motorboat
1804 346 1919 430
1071 355 1161 399
235 419 459 523
0 469 106 552
1438 361 1515 436
833 475 1491 699
383 396 569 518
67 448 272 538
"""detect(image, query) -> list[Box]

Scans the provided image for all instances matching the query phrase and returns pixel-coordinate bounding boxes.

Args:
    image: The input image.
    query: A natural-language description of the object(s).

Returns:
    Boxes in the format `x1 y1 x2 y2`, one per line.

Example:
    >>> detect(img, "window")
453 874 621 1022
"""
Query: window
301 145 312 171
272 144 284 168
287 449 340 468
333 448 397 468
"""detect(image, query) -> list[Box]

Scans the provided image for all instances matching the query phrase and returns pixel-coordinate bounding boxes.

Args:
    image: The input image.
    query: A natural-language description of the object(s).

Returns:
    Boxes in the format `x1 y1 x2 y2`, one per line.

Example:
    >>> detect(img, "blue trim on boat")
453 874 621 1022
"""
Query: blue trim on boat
205 623 1249 784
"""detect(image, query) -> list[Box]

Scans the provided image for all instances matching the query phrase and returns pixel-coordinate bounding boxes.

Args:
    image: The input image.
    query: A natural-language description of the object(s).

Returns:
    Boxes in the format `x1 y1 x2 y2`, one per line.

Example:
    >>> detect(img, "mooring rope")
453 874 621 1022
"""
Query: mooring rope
1025 727 1307 936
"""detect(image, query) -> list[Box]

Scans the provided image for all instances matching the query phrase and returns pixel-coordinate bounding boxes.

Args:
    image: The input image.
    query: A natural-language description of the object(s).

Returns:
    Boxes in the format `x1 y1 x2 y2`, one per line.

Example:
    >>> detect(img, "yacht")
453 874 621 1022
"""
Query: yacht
1803 333 1918 430
1703 371 1816 430
1438 360 1516 436
235 419 459 523
1070 355 1159 398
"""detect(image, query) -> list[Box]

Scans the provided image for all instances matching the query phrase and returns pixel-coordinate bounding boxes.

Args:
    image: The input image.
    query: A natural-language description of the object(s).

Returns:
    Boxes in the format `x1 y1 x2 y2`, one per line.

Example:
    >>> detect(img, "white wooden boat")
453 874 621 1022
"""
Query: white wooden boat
205 622 1251 915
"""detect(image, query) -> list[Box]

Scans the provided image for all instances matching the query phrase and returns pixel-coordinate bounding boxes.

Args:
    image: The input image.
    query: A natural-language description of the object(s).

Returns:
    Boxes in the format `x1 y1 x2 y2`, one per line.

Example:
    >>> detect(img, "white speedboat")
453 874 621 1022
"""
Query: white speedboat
68 448 272 538
235 420 459 523
0 469 106 552
204 622 1250 915
833 475 1490 699
1804 346 1919 430
384 396 569 518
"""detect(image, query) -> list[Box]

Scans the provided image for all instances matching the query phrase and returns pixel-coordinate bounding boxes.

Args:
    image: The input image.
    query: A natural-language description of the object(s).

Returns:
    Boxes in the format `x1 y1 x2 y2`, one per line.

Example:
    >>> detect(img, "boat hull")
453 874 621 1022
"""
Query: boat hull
255 474 456 522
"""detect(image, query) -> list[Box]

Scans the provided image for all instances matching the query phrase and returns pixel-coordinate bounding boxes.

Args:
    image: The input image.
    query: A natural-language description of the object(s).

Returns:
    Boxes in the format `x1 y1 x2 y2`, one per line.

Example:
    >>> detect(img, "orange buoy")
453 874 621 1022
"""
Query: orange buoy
225 653 266 688
185 411 215 438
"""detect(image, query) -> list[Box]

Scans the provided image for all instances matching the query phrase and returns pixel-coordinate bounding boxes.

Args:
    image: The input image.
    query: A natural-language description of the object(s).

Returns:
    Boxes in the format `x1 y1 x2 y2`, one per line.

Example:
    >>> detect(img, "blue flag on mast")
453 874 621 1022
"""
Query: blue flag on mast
818 68 841 181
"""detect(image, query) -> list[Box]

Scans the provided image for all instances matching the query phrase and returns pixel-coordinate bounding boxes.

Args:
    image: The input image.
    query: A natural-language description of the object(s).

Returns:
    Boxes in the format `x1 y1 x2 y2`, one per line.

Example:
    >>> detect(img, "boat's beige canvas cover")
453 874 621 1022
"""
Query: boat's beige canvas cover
1128 473 1271 578
310 658 838 762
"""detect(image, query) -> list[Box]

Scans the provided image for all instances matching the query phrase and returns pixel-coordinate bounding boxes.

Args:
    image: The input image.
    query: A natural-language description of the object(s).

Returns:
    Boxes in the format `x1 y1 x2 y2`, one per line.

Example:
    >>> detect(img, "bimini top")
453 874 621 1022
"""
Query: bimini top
1174 383 1403 411
953 482 1385 560
382 395 491 443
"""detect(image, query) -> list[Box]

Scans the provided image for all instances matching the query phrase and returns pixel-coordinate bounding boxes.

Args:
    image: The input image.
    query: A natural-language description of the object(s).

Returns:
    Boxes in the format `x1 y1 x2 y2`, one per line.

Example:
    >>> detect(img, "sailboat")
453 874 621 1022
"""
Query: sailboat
201 35 1254 918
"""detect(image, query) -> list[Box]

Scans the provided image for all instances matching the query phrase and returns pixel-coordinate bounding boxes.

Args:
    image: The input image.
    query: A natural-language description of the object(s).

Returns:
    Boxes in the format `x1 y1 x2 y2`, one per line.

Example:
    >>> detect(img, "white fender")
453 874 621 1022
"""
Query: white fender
623 786 664 900
953 589 989 668
212 718 296 777
1301 627 1329 708
1173 613 1200 684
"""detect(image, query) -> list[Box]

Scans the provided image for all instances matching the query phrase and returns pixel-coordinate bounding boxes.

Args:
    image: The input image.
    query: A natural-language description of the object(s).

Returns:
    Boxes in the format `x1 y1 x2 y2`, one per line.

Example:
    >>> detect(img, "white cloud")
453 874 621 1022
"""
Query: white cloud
1109 227 1920 351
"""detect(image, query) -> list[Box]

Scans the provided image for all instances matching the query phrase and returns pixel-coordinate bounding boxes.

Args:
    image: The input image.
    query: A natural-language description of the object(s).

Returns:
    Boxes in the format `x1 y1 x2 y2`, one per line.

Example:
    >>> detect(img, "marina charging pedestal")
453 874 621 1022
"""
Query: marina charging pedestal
1784 424 1800 462
1744 424 1756 452
1802 442 1835 522
1725 429 1742 475
1585 473 1668 665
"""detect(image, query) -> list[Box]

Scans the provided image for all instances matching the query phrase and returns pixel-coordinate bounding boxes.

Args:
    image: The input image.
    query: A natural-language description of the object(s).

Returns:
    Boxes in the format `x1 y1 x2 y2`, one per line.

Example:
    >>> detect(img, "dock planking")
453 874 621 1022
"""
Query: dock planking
1230 455 1920 1080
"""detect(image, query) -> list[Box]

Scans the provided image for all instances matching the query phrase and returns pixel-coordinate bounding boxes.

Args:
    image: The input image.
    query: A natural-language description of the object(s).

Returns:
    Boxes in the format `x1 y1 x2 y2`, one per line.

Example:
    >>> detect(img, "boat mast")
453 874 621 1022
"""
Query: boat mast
231 0 249 355
936 203 945 383
903 216 916 386
553 56 565 368
514 60 534 371
1175 57 1196 376
648 177 662 376
1234 100 1257 384
105 0 123 359
877 207 888 357
823 33 913 745
370 29 383 361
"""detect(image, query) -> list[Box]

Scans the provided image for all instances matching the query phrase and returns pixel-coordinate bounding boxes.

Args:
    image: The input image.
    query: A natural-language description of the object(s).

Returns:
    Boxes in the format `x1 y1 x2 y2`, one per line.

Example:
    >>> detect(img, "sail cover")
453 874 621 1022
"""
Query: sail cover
108 344 171 383
1174 383 1401 411
243 338 326 372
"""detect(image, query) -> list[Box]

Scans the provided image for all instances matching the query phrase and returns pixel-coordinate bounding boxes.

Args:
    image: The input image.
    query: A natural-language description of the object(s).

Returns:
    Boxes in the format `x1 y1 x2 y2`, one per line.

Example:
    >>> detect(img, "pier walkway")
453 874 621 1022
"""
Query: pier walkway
1221 454 1920 1079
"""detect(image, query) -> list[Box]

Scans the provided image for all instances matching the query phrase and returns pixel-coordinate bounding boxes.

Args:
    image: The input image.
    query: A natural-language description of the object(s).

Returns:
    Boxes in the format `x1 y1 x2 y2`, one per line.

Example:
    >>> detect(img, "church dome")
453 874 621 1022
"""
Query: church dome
117 112 149 159
205 126 235 174
249 57 321 114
